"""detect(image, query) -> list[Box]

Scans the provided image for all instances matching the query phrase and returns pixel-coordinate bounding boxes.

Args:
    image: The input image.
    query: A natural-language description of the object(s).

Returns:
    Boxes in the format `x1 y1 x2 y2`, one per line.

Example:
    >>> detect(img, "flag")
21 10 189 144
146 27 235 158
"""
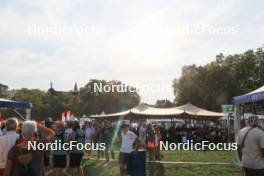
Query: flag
66 111 71 120
61 112 65 122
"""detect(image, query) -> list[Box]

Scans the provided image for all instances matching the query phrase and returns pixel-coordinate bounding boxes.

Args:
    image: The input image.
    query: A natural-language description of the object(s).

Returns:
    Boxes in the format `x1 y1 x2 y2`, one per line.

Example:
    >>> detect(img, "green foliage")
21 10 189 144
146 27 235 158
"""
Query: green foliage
0 83 8 98
80 79 140 115
1 80 140 120
173 47 264 111
0 90 6 98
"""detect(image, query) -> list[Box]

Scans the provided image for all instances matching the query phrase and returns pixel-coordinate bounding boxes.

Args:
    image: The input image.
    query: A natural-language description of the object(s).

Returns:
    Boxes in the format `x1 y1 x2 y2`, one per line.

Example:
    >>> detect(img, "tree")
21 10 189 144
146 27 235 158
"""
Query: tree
80 79 140 115
173 47 264 111
12 89 46 119
0 83 8 98
155 99 174 108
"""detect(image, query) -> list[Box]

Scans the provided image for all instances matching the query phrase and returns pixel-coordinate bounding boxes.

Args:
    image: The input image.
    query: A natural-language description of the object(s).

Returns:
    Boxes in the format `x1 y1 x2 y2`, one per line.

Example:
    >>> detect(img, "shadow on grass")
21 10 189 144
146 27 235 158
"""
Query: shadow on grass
147 162 165 176
83 160 119 176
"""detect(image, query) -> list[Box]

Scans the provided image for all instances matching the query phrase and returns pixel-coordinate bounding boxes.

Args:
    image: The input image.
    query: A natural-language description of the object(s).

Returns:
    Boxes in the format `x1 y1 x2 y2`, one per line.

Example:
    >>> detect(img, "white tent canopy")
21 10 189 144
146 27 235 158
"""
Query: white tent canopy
131 104 183 116
90 103 224 119
90 110 130 118
176 103 225 117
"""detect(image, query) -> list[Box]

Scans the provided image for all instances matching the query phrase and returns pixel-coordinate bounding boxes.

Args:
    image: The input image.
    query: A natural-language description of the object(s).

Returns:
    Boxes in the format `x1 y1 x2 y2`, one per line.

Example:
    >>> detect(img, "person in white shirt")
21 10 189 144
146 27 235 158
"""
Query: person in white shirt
0 118 19 175
119 123 138 176
237 115 264 176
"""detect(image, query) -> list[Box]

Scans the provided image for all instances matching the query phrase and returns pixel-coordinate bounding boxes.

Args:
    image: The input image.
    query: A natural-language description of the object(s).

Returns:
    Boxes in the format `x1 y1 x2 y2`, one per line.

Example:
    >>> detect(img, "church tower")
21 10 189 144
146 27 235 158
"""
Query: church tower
72 82 79 96
48 82 56 95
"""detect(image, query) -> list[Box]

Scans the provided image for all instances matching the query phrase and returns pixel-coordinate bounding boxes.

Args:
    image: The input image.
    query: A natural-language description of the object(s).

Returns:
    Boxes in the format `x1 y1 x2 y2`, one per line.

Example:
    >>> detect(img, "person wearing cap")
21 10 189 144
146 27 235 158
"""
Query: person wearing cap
119 122 138 176
237 115 264 176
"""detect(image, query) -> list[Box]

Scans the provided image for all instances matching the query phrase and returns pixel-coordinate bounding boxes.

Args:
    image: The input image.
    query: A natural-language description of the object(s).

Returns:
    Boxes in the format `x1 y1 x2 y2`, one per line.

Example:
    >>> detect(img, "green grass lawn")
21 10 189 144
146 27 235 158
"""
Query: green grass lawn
81 150 242 176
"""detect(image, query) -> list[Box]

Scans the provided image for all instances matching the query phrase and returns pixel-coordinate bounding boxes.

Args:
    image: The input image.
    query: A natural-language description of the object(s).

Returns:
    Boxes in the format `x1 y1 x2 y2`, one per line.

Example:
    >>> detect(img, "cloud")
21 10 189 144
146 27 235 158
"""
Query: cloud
0 0 264 103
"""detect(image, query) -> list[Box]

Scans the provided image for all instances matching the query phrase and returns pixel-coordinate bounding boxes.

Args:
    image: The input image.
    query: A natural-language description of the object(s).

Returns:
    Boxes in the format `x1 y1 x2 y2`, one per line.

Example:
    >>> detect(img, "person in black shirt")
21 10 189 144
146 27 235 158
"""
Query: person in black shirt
102 121 115 162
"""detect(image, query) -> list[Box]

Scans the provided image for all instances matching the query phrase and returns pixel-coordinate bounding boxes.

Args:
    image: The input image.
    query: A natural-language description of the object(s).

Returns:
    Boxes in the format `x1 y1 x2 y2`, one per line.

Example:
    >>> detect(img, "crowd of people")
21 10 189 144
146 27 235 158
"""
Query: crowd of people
0 117 146 176
130 122 234 161
1 115 263 176
0 118 117 176
0 118 55 176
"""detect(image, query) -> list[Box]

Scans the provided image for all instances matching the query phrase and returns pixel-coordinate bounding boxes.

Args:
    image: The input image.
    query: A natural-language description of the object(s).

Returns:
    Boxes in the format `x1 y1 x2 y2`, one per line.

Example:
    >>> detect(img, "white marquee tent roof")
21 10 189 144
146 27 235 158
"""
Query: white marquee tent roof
90 103 224 119
176 103 225 117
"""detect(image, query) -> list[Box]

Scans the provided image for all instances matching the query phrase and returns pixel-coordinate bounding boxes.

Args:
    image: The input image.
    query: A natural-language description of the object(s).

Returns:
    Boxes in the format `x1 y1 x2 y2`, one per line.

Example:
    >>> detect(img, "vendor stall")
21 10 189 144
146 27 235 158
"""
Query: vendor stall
233 85 264 135
0 98 32 119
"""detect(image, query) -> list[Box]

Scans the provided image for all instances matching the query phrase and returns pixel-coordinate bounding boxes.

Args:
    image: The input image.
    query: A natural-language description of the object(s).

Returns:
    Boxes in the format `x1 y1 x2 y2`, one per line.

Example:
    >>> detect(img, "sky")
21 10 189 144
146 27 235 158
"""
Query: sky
0 0 263 104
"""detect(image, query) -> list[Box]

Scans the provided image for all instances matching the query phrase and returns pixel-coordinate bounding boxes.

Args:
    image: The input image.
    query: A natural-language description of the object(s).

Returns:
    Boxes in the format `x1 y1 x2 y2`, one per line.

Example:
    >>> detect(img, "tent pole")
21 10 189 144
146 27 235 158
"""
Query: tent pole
13 109 26 121
227 113 231 142
26 109 31 120
234 105 241 140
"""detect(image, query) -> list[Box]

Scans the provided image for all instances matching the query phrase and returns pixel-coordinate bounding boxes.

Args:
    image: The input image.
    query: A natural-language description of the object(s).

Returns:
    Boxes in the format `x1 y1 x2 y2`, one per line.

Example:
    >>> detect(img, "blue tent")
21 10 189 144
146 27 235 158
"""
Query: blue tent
0 98 32 109
233 86 264 105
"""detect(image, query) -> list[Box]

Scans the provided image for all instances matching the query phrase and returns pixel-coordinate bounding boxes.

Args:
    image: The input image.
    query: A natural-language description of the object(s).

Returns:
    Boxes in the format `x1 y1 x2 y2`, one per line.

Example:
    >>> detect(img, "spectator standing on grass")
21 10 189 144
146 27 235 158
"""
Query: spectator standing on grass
52 121 67 176
146 123 155 161
139 124 146 143
93 123 104 160
68 121 85 176
0 118 19 176
102 121 115 162
4 120 55 176
85 122 94 159
65 123 73 138
41 118 53 170
237 115 264 176
154 127 161 161
168 125 175 143
119 123 138 176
